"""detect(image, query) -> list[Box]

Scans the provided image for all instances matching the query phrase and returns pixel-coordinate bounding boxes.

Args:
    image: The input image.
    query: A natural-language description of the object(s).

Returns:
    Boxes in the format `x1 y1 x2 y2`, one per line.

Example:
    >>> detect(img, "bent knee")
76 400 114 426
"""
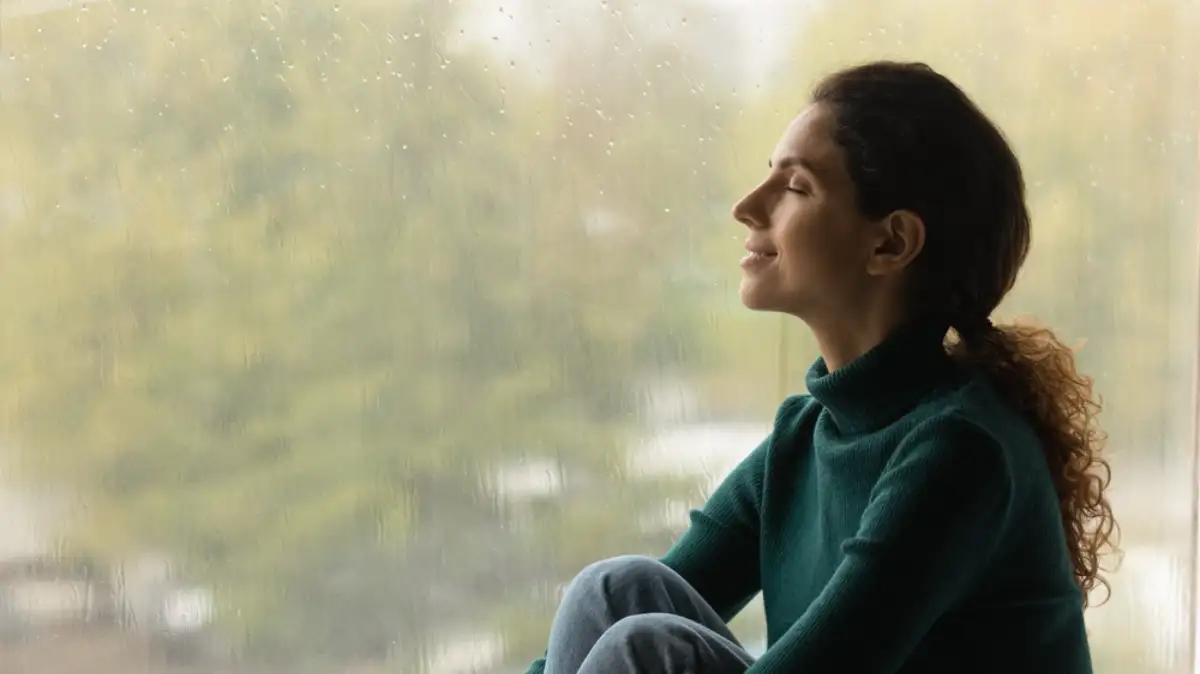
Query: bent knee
589 614 706 666
583 614 750 674
568 555 674 593
607 612 694 641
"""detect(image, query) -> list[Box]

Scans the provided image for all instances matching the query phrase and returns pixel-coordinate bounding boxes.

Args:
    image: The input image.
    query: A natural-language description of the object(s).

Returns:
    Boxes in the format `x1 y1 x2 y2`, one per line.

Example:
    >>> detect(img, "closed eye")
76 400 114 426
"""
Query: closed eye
786 186 809 196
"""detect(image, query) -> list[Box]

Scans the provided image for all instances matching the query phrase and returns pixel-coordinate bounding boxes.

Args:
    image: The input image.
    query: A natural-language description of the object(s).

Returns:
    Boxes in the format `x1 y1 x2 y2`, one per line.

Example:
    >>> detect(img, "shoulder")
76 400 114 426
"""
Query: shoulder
870 410 1018 532
918 373 1041 452
897 411 1007 464
894 375 1037 485
772 393 820 436
724 395 820 474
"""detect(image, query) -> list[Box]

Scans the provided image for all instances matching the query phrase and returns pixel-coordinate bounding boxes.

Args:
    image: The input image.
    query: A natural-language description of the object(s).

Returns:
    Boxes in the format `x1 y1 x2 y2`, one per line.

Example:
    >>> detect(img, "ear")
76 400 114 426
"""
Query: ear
864 210 925 276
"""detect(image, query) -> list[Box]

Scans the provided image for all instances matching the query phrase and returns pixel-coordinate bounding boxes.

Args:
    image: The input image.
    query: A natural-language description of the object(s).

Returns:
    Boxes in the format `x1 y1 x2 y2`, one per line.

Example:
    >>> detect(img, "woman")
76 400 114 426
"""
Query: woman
525 61 1115 674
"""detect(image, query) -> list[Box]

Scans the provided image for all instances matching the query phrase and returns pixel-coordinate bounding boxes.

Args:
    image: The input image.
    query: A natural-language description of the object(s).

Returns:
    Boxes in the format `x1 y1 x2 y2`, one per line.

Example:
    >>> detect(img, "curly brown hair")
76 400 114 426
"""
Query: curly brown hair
949 322 1117 603
813 62 1118 604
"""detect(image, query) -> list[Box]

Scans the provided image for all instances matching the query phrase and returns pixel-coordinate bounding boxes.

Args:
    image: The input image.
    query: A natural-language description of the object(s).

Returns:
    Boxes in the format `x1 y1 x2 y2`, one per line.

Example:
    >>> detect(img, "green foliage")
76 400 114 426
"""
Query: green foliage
0 0 724 664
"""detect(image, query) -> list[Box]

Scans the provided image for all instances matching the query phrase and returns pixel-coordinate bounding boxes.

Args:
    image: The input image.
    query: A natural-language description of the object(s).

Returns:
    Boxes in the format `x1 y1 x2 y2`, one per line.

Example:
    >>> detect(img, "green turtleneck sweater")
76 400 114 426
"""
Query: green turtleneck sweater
659 322 1092 673
530 322 1093 674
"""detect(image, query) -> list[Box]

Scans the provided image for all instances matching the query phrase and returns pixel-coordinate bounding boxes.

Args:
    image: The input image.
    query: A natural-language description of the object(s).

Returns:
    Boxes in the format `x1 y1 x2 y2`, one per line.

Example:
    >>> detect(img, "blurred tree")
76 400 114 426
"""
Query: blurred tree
0 0 730 665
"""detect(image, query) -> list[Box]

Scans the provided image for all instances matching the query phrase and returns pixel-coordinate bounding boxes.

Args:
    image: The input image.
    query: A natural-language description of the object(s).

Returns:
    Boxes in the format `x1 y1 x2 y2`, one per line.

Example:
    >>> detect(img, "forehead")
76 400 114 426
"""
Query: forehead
770 104 845 180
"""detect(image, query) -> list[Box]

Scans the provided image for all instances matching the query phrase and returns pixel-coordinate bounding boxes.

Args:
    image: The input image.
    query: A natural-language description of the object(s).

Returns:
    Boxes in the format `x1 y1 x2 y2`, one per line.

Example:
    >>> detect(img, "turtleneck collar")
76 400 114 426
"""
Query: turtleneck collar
804 320 956 435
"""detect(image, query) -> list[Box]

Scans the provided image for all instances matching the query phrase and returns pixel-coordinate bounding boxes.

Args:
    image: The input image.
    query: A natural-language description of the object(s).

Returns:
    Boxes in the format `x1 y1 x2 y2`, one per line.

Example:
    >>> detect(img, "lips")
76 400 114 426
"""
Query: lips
744 241 778 257
740 242 777 271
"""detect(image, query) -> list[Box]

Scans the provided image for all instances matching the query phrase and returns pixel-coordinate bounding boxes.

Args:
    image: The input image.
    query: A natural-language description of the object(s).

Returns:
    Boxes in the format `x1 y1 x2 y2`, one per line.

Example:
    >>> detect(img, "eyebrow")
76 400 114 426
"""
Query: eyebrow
768 156 821 179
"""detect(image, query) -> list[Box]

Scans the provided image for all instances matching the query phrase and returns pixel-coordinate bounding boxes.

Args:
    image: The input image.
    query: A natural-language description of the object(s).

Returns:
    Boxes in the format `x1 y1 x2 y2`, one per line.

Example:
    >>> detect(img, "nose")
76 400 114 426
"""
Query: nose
731 182 767 230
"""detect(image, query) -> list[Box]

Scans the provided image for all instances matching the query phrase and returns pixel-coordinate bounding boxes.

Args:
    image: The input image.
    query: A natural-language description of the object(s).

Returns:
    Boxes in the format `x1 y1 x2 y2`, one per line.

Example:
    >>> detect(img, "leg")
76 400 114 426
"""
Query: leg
578 613 753 674
544 556 752 674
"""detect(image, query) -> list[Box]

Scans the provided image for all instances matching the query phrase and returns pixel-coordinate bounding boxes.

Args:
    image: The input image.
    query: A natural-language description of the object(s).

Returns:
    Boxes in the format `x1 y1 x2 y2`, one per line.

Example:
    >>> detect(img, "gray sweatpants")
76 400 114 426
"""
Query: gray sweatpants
544 556 756 674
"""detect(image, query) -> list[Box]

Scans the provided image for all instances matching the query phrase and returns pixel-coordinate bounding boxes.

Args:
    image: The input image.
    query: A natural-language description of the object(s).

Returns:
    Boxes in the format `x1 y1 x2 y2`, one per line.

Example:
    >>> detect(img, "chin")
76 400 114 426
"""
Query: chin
739 280 806 317
738 283 779 312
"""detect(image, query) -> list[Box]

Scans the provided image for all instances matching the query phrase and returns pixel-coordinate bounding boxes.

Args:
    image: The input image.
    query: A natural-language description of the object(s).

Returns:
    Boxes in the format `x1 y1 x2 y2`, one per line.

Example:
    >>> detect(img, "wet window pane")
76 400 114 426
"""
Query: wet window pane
0 1 1195 673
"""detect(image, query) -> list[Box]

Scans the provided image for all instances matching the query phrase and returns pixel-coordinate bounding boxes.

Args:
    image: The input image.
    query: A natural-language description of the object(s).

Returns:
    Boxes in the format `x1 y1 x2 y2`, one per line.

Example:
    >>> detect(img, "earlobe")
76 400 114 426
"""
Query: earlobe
866 210 926 276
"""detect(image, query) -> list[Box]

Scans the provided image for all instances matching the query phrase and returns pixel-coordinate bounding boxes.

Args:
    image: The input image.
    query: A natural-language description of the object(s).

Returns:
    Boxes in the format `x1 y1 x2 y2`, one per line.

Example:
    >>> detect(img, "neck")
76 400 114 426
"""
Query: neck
808 306 909 372
804 318 955 435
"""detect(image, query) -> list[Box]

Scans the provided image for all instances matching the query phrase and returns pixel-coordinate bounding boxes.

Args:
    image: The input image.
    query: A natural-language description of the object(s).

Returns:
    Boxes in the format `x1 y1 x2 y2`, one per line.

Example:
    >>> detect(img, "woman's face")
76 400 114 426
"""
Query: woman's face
731 104 879 321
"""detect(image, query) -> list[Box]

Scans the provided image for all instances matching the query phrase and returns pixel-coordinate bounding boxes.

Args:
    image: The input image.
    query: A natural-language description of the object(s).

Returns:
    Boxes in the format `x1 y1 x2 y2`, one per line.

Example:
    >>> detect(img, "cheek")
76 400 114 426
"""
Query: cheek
777 213 862 288
776 214 826 270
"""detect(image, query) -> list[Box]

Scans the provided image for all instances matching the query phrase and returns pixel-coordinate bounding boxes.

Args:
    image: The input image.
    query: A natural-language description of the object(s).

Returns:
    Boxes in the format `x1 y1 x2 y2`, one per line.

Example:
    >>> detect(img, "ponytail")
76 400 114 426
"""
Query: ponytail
949 319 1118 605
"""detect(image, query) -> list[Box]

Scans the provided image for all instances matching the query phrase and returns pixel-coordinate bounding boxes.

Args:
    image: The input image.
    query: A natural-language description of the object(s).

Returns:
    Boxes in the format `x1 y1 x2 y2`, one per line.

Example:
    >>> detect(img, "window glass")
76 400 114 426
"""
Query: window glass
0 1 1195 673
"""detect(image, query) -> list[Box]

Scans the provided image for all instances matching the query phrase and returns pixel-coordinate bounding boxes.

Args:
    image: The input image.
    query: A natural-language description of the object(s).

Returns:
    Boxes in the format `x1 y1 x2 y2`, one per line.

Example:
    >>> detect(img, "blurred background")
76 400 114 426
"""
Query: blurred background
0 0 1196 672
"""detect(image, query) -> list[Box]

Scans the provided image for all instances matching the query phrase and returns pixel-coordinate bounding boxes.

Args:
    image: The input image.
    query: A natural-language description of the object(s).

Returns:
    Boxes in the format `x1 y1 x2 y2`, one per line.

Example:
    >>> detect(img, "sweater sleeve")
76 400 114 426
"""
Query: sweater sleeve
747 416 1013 674
659 431 770 621
522 423 775 674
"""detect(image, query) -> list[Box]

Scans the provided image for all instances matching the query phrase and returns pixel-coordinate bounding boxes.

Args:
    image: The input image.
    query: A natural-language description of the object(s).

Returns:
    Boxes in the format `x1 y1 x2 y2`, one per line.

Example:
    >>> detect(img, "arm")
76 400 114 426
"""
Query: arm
661 394 809 619
747 417 1013 674
660 433 770 621
525 417 778 674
